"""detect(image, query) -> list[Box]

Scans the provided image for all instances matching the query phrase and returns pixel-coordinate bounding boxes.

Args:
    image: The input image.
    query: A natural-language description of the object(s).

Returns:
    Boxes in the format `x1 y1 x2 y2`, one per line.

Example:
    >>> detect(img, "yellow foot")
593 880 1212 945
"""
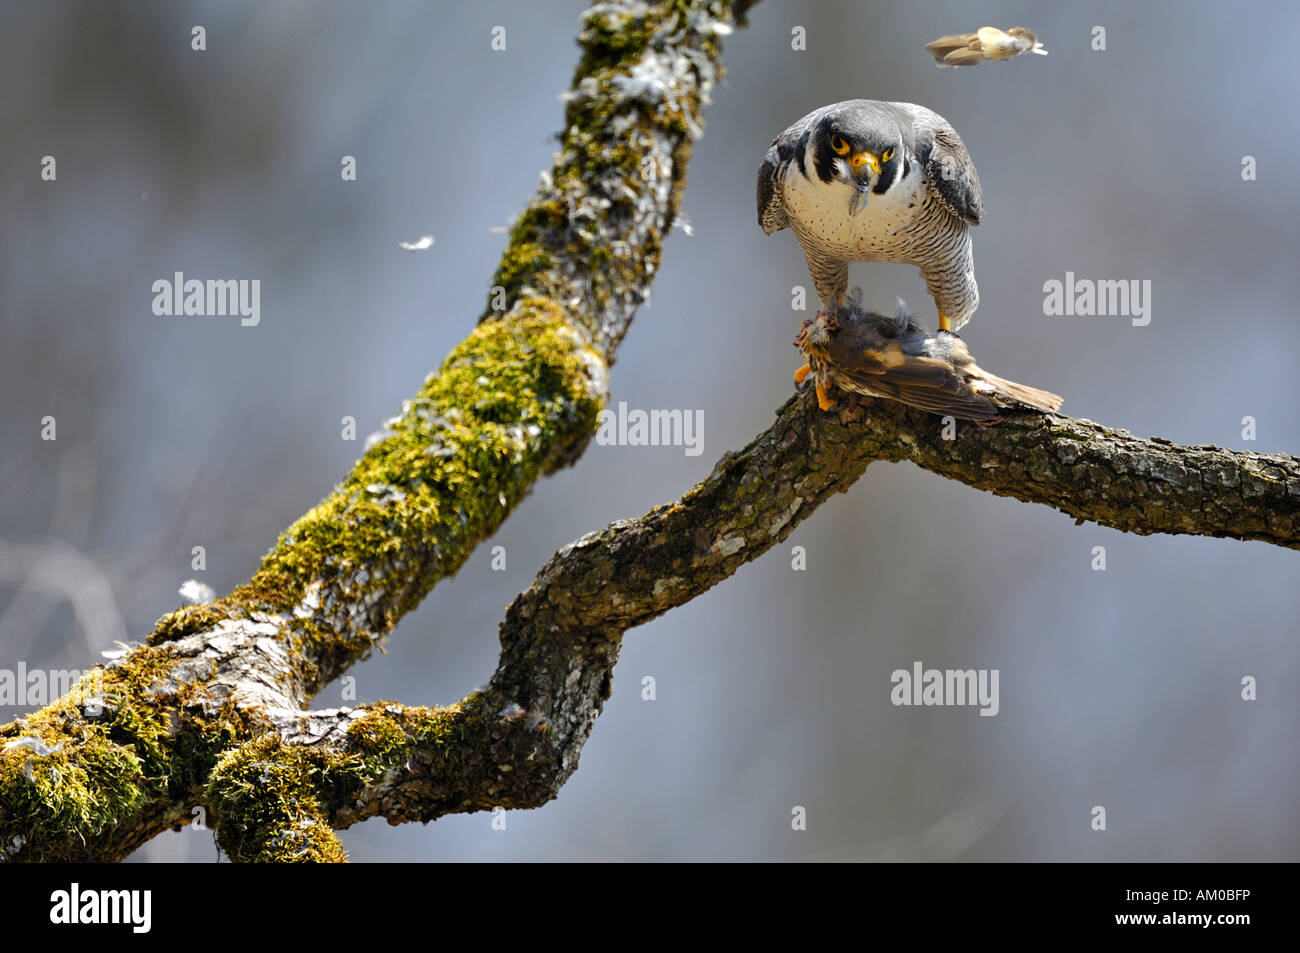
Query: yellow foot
815 380 836 412
937 311 952 333
793 363 812 384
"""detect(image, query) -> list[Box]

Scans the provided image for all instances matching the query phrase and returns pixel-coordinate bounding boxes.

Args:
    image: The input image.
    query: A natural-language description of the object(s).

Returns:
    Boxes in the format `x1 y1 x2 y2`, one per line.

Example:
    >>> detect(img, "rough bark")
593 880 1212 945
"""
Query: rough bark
492 391 1300 644
253 392 1295 845
0 0 741 862
2 0 1294 863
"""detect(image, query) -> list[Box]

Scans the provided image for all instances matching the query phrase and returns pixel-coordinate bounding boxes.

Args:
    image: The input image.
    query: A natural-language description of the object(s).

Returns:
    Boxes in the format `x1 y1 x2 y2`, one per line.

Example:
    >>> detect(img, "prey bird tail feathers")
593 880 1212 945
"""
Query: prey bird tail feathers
958 362 1064 417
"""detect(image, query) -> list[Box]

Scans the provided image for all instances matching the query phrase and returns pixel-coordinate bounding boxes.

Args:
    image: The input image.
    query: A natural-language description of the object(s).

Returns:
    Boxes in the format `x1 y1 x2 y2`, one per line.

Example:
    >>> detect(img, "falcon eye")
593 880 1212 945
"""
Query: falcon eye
829 134 851 156
881 148 894 162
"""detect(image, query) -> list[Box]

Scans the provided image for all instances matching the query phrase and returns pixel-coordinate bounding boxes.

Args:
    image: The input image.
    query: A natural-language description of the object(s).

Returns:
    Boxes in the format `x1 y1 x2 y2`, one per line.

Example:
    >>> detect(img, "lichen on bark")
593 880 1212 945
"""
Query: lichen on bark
5 0 1292 864
0 0 745 863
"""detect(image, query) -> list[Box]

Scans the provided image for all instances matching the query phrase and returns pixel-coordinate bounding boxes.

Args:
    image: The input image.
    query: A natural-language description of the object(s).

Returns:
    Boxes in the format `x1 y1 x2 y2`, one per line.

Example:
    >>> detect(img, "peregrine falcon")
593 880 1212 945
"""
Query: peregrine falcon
793 291 1062 423
757 99 982 334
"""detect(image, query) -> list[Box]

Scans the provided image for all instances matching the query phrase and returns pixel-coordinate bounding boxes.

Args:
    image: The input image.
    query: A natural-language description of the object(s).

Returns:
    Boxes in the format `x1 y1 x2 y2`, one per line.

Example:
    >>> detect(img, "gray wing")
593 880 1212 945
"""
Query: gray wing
757 109 823 234
756 149 788 234
913 113 983 226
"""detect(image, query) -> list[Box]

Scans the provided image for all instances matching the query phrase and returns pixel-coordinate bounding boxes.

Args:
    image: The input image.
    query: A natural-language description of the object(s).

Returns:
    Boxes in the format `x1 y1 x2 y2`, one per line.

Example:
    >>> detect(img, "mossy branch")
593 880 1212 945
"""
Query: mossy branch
255 388 1295 834
6 0 1291 863
0 0 745 862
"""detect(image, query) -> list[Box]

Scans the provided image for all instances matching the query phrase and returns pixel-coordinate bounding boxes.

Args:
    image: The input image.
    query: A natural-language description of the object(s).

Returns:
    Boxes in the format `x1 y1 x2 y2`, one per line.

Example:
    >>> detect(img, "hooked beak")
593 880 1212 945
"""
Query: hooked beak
846 151 880 215
851 150 882 177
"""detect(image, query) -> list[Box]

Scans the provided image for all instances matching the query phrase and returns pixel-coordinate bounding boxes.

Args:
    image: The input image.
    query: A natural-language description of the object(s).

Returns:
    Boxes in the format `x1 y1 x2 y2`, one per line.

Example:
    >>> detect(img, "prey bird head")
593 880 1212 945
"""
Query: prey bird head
793 311 840 352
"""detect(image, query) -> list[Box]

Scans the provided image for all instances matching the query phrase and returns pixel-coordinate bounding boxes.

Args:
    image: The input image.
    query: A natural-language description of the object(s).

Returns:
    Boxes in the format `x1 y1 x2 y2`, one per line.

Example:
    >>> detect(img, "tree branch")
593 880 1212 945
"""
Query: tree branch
509 389 1299 642
4 0 1294 863
0 0 744 862
256 388 1295 845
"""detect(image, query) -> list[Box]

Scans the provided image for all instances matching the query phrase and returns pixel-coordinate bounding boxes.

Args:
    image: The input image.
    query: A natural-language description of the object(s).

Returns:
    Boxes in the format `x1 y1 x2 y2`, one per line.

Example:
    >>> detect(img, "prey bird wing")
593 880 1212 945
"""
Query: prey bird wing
826 320 1009 422
925 31 983 65
939 48 988 67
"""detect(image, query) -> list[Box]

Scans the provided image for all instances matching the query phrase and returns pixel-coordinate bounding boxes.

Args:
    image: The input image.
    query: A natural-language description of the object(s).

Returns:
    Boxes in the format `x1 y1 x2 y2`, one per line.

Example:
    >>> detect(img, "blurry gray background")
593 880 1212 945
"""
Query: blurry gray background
2 1 1297 862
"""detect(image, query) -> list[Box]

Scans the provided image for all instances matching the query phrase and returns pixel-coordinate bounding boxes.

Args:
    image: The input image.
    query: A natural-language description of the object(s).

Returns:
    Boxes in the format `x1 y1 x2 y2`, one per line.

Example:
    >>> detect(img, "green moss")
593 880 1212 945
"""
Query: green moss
2 0 734 861
492 240 552 298
0 641 276 861
149 603 229 645
489 202 567 302
345 705 413 763
485 2 721 330
1 301 608 859
200 304 606 690
0 725 144 861
203 693 496 861
0 651 165 859
206 737 347 863
343 695 482 764
575 4 657 78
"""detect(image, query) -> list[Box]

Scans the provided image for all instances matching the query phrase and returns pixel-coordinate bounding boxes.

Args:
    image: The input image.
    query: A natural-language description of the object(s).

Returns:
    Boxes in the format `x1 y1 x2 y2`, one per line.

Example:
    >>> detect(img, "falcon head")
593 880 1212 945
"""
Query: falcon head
811 108 905 212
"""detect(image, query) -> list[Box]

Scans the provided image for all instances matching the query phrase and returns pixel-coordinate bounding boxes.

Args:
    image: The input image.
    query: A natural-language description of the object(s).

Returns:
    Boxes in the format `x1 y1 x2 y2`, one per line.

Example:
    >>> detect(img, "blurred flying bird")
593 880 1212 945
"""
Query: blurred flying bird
925 26 1047 67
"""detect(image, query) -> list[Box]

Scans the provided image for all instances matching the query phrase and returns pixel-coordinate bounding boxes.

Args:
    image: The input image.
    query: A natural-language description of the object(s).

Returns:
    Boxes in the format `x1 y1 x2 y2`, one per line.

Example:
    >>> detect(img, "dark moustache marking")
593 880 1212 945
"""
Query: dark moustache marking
792 130 811 181
811 131 836 185
873 154 899 195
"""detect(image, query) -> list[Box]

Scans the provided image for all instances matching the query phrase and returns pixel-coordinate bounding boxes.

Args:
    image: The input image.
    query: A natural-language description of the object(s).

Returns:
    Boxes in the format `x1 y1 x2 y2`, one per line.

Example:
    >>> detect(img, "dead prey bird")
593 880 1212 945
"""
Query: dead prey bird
793 293 1062 424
